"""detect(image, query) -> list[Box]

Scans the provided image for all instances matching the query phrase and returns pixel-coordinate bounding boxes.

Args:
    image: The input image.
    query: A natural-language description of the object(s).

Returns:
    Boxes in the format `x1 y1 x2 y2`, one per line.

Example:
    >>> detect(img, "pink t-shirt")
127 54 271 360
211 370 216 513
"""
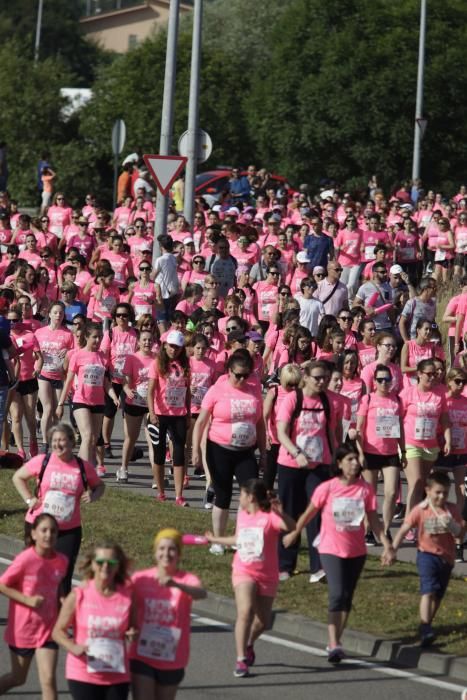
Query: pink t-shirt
132 281 158 318
403 340 438 387
445 393 467 455
201 379 263 447
361 360 403 395
101 327 138 384
189 356 216 413
66 580 132 685
69 349 107 405
47 205 72 236
24 453 100 529
357 392 402 455
361 230 390 262
130 568 201 670
87 283 121 321
341 377 365 425
100 251 133 286
253 282 279 322
122 351 154 408
356 341 376 368
35 325 74 380
335 229 362 266
66 234 95 261
0 547 67 648
405 501 461 566
276 391 334 468
11 325 40 380
312 476 377 558
149 359 189 416
394 231 419 263
232 508 284 583
400 385 447 448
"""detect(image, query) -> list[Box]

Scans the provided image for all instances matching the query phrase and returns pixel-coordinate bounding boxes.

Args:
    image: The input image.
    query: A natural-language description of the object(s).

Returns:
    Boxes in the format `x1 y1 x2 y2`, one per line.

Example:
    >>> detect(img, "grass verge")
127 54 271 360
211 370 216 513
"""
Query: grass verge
1 470 466 655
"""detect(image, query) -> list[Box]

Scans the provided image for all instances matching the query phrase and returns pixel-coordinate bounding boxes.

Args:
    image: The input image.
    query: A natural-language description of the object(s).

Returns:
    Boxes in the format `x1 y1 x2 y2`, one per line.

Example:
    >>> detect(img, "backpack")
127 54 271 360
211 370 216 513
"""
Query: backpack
290 387 334 459
34 453 88 498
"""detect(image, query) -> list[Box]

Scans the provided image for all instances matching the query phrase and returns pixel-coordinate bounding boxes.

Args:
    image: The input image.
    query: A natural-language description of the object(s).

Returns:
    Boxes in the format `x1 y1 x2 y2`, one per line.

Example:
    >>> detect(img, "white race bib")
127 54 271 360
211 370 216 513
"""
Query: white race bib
296 434 323 462
87 637 125 674
237 527 264 563
365 245 376 260
42 490 75 523
134 304 151 318
165 386 186 408
137 623 181 662
231 421 256 448
191 385 208 408
83 364 105 387
375 415 400 438
42 351 63 372
451 426 465 450
332 496 365 531
414 416 437 440
434 249 446 262
134 381 149 407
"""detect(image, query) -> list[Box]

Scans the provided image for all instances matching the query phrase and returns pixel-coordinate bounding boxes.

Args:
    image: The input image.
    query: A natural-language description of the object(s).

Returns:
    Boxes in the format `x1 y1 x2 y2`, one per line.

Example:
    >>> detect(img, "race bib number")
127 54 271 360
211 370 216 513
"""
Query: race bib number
332 497 365 531
191 385 208 408
137 623 181 662
113 358 125 380
83 364 105 387
42 490 75 523
296 434 323 462
434 249 446 262
87 638 125 674
101 296 116 312
365 245 376 260
231 422 256 448
165 386 186 408
50 224 63 237
414 416 437 440
42 351 63 373
451 426 465 450
134 304 151 318
134 381 149 407
375 415 400 438
237 527 264 563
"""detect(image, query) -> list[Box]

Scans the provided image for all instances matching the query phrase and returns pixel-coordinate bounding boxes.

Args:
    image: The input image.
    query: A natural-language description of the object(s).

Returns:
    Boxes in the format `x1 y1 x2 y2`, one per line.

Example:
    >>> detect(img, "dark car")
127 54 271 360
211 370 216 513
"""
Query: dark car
195 169 287 206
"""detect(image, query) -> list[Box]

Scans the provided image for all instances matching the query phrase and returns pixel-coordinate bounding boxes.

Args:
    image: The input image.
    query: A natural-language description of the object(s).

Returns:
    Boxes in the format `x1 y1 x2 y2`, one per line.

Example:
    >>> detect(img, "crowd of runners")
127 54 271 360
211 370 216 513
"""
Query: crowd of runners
0 166 466 698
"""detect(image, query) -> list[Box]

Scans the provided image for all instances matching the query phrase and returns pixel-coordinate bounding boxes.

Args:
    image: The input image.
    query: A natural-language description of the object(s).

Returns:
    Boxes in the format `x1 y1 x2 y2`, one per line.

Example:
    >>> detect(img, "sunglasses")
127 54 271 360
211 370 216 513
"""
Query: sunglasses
193 260 204 264
375 377 391 383
227 326 239 332
116 313 129 318
139 267 151 272
72 321 82 326
453 378 466 385
40 255 49 259
135 225 145 229
380 343 396 349
9 318 20 323
94 558 118 566
232 371 249 380
280 291 289 296
269 271 280 276
339 316 352 321
332 268 343 272
315 273 324 278
421 371 436 378
311 375 327 381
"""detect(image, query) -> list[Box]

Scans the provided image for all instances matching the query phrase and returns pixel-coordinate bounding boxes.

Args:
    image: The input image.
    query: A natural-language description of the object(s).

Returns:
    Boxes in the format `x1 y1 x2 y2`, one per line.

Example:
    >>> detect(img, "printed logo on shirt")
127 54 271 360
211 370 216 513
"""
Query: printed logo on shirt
231 398 256 421
143 598 175 626
49 471 80 491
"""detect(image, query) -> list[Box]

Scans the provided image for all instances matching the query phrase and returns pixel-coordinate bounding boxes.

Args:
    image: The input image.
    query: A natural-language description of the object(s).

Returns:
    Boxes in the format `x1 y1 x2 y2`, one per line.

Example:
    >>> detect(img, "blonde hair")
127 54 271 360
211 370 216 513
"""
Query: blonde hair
279 363 302 389
154 528 183 554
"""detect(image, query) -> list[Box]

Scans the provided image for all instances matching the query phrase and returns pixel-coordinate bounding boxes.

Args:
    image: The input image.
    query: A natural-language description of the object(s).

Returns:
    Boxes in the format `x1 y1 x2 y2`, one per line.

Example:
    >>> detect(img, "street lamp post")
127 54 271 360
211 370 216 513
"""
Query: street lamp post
34 0 44 63
411 0 427 182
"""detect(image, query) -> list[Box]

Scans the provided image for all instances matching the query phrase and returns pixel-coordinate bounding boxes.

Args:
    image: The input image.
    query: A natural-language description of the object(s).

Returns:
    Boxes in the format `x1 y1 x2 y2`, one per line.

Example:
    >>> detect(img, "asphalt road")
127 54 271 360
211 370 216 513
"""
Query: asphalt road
0 560 464 700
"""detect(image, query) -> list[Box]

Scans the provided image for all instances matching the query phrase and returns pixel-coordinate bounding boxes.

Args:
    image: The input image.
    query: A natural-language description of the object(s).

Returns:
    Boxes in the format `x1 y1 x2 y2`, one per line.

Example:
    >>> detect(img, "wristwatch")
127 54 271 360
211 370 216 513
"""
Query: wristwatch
293 447 303 458
25 497 33 506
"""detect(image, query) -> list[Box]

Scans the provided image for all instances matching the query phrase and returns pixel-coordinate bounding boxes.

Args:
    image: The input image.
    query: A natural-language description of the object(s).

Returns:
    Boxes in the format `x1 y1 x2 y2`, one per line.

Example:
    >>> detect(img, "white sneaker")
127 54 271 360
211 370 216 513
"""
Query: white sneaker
309 569 326 583
209 544 225 556
279 571 290 582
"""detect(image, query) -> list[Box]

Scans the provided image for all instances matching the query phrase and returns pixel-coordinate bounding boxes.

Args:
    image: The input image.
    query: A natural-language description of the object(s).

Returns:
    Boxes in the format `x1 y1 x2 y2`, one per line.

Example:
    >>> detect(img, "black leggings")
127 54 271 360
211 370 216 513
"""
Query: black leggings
264 443 279 491
320 554 366 612
153 414 187 466
68 680 129 700
206 440 258 509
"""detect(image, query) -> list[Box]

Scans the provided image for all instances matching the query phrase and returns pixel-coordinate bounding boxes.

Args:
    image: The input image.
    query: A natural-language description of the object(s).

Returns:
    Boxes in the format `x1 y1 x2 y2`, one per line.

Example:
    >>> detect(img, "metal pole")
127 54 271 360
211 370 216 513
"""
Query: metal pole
153 0 180 263
411 0 427 182
183 0 203 227
113 121 120 211
34 0 44 63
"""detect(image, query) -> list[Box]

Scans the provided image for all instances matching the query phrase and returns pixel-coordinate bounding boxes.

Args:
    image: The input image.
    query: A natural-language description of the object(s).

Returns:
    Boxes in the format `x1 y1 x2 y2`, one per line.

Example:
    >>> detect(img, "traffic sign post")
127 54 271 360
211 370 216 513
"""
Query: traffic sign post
143 154 187 196
111 119 126 209
178 129 212 164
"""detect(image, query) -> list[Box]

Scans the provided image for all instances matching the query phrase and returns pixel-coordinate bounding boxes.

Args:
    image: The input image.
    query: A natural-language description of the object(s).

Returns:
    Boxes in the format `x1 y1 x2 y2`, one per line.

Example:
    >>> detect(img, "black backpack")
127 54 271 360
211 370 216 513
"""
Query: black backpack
290 387 334 459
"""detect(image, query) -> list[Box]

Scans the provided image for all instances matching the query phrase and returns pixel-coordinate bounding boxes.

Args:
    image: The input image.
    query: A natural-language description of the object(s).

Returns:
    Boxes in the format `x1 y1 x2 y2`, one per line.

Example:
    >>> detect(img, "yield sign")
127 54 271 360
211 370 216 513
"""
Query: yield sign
143 154 187 196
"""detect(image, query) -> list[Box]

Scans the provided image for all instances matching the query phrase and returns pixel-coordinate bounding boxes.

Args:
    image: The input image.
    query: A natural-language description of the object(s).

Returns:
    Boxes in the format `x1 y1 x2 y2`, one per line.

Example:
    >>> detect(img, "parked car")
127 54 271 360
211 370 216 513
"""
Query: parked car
195 169 287 207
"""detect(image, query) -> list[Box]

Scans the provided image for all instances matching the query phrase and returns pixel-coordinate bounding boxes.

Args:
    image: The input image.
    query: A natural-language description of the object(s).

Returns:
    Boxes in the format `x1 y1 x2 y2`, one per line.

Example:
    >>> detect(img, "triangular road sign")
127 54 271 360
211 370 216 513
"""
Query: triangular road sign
143 154 187 196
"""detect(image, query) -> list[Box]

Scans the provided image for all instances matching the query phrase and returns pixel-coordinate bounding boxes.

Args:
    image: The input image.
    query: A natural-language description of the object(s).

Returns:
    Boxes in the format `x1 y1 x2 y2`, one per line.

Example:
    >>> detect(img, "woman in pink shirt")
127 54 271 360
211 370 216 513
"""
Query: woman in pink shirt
283 446 394 663
100 235 134 290
400 359 451 540
0 513 67 699
357 364 406 537
56 323 119 466
340 350 365 427
87 268 121 323
35 301 74 448
334 216 362 299
8 306 41 460
253 266 280 333
401 319 441 387
147 330 191 507
12 422 105 594
112 195 133 232
192 350 266 551
46 193 72 238
360 332 403 395
130 528 206 699
118 330 155 483
356 318 376 368
206 479 295 678
53 541 134 700
181 254 208 291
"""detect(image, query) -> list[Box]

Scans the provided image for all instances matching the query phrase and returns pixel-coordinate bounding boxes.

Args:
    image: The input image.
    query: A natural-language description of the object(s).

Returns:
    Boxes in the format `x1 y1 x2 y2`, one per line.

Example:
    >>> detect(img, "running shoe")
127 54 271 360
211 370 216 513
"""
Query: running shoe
393 503 406 521
155 493 167 503
245 645 255 667
130 447 144 461
279 571 291 582
203 486 215 510
96 465 106 477
116 469 128 483
104 444 114 459
326 645 344 664
365 531 377 546
404 528 417 543
309 569 326 583
175 497 189 507
420 624 436 648
209 544 224 556
151 482 158 489
455 544 464 563
193 466 205 479
233 660 249 678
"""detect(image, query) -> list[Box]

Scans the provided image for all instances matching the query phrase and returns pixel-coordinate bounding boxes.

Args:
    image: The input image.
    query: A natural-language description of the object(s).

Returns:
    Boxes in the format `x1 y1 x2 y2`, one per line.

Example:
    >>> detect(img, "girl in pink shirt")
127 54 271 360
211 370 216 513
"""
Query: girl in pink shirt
360 332 403 394
53 541 134 700
283 446 393 663
206 479 295 678
100 235 134 288
0 513 67 699
188 334 216 482
119 330 155 483
147 331 191 506
8 307 41 460
46 193 72 237
87 269 121 323
35 302 74 448
356 318 376 368
130 529 206 699
334 217 362 298
340 350 365 427
401 319 440 387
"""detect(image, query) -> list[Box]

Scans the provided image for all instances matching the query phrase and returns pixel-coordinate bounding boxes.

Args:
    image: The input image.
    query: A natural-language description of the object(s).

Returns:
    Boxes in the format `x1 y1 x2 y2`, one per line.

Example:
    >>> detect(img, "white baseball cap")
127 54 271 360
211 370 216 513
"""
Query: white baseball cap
166 330 185 347
297 251 311 264
390 264 404 275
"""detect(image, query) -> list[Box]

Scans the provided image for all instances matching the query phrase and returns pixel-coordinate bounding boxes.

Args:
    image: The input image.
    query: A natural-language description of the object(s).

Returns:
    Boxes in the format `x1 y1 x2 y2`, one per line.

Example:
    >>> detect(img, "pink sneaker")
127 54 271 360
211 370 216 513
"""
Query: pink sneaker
175 497 189 507
17 449 26 461
96 465 106 477
155 493 167 503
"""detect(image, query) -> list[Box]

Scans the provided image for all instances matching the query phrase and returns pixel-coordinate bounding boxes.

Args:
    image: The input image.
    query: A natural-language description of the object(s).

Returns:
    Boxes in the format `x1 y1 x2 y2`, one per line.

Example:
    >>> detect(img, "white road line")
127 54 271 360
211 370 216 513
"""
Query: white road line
0 557 464 695
192 614 466 694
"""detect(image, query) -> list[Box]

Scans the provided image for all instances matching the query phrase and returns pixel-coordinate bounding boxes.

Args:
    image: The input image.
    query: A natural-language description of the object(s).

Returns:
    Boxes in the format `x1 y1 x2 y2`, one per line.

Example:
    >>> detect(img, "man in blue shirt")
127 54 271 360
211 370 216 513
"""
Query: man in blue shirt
304 215 334 269
229 167 250 205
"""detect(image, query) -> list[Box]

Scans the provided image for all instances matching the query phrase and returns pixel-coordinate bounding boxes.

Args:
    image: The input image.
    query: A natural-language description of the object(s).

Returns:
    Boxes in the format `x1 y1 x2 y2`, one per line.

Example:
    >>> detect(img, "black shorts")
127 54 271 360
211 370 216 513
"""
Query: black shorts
73 403 105 414
434 258 453 269
15 377 38 396
124 404 147 417
130 659 185 686
364 453 400 470
454 254 467 269
104 382 124 419
9 640 58 657
38 375 63 390
436 452 467 469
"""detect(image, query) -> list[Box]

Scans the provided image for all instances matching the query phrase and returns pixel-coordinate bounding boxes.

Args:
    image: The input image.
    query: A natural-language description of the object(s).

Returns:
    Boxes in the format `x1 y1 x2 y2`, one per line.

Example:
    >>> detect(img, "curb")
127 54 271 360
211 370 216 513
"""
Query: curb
0 534 466 683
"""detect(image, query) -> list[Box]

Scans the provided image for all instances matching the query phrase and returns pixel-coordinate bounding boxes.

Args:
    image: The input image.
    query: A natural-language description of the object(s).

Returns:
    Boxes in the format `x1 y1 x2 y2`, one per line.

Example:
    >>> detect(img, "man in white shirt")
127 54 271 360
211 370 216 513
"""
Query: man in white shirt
154 234 180 330
313 260 349 316
296 277 324 337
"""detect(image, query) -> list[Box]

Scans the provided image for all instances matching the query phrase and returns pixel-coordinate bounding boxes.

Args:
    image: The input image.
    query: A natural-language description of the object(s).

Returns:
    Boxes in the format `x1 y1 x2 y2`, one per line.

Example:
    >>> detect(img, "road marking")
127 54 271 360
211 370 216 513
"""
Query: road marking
0 558 464 695
192 614 466 695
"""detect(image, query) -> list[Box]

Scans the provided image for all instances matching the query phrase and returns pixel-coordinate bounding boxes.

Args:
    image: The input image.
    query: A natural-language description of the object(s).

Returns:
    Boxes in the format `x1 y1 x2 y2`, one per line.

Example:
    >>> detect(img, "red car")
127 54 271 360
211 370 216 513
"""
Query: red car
195 169 288 206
